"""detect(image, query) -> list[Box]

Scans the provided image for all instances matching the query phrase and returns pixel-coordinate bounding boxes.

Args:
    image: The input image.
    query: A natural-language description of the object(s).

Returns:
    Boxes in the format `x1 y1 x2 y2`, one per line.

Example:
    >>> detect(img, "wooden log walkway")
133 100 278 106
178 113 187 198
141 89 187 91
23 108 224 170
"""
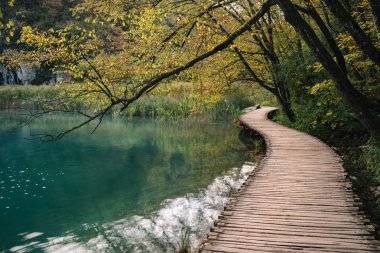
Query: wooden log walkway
201 107 379 252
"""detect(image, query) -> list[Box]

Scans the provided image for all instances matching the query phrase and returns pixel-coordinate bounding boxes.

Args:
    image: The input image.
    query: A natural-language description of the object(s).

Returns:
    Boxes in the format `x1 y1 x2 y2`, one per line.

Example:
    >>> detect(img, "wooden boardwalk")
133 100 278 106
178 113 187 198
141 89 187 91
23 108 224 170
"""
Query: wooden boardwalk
201 107 379 252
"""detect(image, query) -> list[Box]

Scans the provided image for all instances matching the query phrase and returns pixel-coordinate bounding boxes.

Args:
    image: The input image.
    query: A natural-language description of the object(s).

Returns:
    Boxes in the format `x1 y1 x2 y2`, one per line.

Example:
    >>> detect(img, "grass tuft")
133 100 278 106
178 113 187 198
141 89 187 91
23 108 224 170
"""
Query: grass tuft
178 228 192 253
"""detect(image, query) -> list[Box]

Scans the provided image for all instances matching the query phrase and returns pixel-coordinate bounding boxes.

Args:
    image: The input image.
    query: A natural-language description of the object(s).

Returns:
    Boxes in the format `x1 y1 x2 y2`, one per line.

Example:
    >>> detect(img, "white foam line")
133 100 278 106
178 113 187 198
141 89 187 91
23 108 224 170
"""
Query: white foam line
86 162 255 252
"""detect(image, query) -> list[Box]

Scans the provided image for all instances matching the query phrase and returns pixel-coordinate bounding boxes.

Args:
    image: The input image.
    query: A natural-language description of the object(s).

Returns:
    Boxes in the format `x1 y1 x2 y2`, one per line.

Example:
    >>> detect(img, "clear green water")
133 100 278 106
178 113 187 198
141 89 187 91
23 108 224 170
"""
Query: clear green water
0 112 253 252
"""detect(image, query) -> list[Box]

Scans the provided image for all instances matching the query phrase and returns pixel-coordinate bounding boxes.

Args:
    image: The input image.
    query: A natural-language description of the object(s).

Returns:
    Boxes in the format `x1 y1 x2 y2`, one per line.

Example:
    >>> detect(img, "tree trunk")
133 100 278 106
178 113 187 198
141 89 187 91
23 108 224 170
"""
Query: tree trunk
276 81 296 122
368 0 380 37
322 0 380 66
275 0 380 141
210 3 297 122
340 0 352 11
320 1 333 28
279 99 296 122
234 47 296 122
296 5 347 74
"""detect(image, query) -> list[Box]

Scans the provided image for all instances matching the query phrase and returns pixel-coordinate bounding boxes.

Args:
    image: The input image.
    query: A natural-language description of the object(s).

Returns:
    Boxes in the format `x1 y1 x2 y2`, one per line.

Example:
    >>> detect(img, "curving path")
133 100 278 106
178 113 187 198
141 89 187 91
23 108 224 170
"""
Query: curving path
201 107 379 252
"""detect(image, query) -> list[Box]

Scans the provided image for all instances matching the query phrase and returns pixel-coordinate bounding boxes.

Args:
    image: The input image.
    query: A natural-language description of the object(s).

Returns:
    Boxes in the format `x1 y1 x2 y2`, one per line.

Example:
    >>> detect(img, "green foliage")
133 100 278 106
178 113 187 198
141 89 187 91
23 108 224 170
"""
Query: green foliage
122 83 255 120
0 85 62 109
124 95 192 118
275 98 363 140
0 84 255 120
1 0 380 236
362 140 380 182
274 43 369 139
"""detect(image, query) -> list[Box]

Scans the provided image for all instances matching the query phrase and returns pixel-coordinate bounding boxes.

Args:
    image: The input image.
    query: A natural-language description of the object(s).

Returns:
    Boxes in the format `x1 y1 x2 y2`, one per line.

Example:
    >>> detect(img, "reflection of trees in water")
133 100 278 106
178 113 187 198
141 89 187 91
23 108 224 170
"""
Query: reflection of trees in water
1 114 251 252
238 127 265 156
165 152 192 182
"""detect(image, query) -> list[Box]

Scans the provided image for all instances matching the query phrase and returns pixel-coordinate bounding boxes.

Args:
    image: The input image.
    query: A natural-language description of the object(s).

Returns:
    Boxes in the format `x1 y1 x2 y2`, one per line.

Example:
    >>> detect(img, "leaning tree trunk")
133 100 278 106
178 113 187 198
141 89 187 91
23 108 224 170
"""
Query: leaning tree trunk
368 0 380 37
296 5 347 74
275 0 380 141
322 0 380 66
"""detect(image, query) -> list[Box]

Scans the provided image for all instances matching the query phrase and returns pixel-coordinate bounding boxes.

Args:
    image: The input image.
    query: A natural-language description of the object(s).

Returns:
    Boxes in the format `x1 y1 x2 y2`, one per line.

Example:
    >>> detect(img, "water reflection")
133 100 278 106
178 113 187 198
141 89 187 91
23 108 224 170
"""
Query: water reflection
8 163 254 252
0 112 252 252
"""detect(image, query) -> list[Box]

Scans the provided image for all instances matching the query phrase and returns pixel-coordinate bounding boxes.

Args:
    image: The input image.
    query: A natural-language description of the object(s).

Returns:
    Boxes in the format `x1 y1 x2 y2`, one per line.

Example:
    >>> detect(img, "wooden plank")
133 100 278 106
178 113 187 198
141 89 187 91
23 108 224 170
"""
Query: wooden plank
204 241 377 253
200 107 379 252
212 234 378 250
220 225 372 238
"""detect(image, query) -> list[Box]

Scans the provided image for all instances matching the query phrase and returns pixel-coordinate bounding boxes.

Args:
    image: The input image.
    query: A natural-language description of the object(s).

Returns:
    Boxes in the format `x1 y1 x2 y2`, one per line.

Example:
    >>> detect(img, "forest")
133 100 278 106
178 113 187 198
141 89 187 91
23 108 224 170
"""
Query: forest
0 0 380 251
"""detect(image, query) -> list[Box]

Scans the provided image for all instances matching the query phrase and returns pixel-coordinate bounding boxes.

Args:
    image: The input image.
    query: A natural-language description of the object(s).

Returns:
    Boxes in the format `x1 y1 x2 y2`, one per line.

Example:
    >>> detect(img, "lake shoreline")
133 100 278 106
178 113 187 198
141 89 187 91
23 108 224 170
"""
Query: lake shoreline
0 112 255 252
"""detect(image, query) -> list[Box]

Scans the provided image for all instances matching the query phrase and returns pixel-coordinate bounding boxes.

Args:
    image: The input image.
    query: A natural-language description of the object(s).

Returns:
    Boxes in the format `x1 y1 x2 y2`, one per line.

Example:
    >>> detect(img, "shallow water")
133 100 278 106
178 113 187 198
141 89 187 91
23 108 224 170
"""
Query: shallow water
0 112 253 252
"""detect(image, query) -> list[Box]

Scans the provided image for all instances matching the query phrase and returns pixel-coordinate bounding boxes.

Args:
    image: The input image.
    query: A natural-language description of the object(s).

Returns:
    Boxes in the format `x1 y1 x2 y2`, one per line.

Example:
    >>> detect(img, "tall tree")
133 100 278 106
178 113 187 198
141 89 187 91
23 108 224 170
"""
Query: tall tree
322 0 380 66
275 0 380 140
218 2 296 121
9 0 380 142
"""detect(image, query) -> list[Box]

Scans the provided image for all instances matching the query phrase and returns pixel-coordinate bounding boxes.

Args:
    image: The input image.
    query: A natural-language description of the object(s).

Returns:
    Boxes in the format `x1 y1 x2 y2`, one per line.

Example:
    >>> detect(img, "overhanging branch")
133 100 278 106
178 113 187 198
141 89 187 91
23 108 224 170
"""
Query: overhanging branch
120 0 275 111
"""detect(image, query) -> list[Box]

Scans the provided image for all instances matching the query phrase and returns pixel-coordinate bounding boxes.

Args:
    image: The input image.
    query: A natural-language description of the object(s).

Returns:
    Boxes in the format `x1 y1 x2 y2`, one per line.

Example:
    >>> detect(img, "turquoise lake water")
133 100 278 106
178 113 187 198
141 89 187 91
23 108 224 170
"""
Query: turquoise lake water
0 112 254 252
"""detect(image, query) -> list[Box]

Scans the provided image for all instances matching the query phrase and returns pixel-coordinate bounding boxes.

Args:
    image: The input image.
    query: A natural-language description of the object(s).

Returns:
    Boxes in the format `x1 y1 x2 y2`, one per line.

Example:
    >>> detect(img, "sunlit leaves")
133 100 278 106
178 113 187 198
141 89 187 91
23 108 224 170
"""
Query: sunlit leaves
3 0 379 130
0 0 15 42
72 0 133 28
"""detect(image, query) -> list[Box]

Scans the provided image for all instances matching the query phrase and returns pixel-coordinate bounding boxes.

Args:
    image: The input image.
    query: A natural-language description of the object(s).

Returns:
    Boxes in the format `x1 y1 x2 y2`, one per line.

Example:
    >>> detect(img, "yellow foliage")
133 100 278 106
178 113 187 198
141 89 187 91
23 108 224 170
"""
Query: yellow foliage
312 63 324 73
309 80 334 96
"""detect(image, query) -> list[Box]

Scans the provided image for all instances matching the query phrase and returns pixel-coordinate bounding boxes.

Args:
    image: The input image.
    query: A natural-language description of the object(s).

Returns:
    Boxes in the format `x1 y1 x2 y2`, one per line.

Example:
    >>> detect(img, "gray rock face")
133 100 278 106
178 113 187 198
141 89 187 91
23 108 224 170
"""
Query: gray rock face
1 64 20 85
16 65 36 85
0 64 71 85
49 72 72 84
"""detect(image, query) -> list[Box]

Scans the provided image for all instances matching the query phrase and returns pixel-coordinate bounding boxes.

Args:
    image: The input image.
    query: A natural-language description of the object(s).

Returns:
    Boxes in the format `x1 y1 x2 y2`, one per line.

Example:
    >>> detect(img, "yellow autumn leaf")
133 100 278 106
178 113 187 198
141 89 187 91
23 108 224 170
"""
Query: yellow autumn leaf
22 26 32 32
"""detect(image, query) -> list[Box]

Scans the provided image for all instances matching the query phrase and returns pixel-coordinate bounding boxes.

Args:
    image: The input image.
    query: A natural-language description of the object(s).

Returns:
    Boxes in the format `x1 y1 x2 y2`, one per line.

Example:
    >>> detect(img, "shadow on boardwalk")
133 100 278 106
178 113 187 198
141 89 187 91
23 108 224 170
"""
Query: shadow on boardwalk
201 107 379 253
